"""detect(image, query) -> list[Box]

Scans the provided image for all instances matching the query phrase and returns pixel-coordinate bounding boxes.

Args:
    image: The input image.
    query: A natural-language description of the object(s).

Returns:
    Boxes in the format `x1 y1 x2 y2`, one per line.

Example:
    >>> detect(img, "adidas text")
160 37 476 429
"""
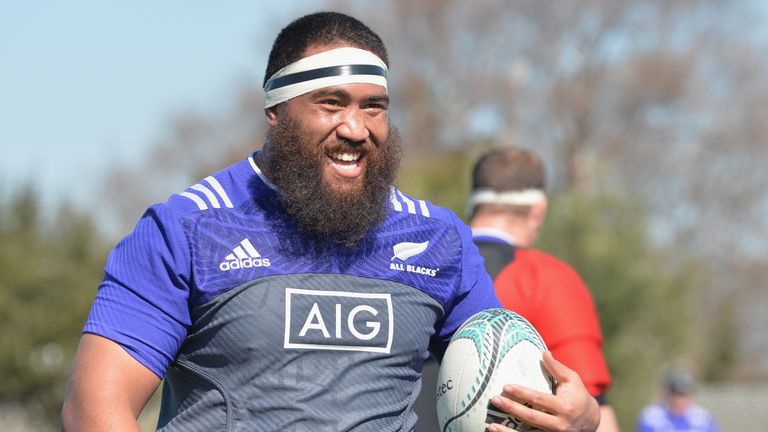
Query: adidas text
220 257 271 271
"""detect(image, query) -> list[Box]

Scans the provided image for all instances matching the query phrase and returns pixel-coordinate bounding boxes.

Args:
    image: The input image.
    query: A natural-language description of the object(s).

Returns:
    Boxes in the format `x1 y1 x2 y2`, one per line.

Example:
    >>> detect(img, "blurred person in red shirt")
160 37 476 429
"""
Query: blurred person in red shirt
468 147 620 432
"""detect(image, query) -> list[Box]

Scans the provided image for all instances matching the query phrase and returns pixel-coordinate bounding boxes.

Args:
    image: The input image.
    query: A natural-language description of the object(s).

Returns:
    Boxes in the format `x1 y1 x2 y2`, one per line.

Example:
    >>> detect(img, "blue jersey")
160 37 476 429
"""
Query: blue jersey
84 153 500 431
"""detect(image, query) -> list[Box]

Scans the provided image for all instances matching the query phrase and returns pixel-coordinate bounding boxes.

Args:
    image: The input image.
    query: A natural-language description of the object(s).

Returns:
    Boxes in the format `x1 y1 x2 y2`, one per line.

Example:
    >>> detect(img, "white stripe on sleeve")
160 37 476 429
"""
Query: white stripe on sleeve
390 188 403 212
190 184 221 209
397 190 417 215
418 200 430 217
204 176 234 208
179 192 208 210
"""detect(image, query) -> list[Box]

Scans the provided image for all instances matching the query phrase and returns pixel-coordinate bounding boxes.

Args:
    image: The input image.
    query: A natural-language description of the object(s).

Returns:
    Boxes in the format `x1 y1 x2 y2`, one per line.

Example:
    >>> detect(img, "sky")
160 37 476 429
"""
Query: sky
0 1 330 214
3 1 766 219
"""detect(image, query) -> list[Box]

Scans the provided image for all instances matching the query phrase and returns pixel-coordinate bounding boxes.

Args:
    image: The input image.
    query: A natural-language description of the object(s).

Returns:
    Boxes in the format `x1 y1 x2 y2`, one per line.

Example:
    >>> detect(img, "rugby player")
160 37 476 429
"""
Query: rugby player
61 12 599 431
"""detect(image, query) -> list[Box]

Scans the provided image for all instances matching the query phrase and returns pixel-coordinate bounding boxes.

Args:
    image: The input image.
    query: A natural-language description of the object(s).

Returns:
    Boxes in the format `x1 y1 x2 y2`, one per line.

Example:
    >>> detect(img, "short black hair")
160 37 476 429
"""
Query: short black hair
263 11 389 88
664 370 696 395
472 147 546 193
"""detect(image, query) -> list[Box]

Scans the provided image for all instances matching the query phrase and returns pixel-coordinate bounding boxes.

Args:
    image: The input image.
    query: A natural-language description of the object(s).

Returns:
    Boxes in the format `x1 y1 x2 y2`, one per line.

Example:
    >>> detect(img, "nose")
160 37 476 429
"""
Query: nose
336 108 369 144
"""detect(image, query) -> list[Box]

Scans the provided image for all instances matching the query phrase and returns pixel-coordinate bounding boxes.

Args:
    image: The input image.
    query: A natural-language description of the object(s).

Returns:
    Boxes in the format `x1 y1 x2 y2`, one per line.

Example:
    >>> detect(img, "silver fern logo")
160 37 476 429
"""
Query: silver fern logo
391 241 430 261
389 241 439 277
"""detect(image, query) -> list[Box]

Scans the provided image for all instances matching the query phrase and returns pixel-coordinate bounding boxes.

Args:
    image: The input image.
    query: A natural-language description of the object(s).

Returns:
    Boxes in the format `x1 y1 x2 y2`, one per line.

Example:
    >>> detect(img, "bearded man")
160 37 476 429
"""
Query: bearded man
61 12 599 432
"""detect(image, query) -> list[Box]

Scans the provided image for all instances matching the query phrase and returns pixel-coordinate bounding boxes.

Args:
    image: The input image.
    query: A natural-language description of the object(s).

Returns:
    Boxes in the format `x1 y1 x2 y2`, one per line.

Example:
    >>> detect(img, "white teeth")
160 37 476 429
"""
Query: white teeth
333 152 360 162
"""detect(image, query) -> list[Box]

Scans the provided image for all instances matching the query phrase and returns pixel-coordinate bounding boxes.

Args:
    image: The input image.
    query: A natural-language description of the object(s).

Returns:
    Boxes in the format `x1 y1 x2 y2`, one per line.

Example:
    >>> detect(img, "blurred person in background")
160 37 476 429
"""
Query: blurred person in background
636 369 719 432
467 147 620 432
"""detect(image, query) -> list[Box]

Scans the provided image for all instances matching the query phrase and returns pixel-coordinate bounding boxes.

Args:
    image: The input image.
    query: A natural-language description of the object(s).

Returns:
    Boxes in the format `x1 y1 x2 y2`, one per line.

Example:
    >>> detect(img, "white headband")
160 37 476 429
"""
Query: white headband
466 188 546 215
263 47 388 108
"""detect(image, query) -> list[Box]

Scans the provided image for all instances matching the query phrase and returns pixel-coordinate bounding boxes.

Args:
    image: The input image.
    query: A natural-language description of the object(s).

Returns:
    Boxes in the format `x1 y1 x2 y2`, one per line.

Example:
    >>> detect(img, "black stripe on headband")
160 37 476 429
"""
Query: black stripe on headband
264 64 386 92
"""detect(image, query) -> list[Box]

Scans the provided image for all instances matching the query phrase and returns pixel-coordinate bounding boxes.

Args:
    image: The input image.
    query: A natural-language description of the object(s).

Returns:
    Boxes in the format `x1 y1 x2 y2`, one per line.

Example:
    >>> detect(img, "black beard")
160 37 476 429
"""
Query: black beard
260 116 402 247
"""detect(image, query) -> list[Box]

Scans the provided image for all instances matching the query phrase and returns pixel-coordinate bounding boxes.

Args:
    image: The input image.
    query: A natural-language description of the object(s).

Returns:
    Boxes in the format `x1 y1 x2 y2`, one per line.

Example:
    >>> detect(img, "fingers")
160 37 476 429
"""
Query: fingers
488 384 562 431
486 352 600 432
487 422 527 432
501 382 562 414
488 425 544 432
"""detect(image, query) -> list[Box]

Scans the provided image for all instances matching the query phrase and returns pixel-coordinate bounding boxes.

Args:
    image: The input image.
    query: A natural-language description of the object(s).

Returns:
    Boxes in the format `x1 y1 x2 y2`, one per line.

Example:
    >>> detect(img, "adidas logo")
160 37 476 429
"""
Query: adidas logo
219 238 271 271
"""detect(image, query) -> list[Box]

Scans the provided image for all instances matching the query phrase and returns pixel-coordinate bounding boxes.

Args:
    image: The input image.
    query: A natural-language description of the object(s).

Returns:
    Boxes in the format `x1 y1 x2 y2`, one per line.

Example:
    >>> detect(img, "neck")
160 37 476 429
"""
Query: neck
469 214 534 247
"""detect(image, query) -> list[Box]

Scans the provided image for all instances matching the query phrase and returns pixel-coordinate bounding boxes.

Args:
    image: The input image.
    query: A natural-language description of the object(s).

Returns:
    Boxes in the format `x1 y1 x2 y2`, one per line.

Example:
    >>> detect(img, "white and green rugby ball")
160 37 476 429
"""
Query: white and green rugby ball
436 308 554 432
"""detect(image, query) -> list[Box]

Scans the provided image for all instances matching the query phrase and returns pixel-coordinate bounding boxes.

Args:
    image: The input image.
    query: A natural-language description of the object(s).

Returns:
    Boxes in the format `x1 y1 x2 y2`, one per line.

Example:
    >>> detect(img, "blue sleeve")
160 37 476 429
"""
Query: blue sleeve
433 212 500 353
635 407 655 432
83 204 192 378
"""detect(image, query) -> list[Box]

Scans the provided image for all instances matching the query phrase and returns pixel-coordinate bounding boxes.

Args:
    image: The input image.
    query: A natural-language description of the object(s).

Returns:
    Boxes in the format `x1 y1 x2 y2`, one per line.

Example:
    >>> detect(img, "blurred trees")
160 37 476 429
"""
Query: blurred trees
0 186 108 427
102 89 269 236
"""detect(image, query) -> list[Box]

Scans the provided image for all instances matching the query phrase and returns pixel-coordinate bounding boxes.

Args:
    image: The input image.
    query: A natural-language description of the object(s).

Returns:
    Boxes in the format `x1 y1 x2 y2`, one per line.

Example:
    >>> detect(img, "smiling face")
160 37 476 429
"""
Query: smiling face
266 45 391 194
259 44 401 246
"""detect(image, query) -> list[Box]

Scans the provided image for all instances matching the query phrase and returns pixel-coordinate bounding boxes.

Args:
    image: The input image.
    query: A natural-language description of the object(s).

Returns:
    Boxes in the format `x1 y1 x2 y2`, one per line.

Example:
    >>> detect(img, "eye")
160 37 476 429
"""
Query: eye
319 99 342 107
365 101 389 112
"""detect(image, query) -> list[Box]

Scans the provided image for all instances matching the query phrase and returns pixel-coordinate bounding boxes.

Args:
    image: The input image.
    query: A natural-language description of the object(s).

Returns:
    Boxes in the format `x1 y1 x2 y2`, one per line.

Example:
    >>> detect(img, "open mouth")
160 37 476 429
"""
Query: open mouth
327 151 365 178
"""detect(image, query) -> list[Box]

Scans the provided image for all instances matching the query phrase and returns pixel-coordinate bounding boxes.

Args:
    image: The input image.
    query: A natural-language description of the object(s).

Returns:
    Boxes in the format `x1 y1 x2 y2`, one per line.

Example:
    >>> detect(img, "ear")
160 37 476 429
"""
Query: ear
529 196 548 231
265 107 279 127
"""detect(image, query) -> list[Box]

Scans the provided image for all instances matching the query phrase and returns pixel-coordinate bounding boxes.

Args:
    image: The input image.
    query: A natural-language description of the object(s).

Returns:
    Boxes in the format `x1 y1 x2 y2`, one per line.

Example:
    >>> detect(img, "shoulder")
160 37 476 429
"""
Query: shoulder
170 155 265 214
638 403 669 426
688 404 717 424
389 187 472 232
387 186 490 282
498 249 583 285
388 187 472 235
388 187 446 221
128 155 265 240
514 249 579 275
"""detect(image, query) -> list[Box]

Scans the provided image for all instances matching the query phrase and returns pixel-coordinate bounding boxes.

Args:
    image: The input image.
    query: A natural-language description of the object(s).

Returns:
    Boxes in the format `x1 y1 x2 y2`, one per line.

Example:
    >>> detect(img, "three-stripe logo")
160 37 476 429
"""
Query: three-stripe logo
219 238 271 271
390 187 431 217
180 176 234 211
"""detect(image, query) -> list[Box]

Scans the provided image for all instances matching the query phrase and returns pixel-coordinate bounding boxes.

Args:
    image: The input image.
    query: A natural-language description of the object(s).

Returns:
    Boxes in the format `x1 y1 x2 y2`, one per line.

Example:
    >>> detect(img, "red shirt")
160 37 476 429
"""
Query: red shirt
494 248 612 398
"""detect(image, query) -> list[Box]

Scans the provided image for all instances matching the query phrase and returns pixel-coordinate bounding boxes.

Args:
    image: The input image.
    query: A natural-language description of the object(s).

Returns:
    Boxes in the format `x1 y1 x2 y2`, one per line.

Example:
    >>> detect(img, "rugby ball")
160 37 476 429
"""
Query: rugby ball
436 308 553 432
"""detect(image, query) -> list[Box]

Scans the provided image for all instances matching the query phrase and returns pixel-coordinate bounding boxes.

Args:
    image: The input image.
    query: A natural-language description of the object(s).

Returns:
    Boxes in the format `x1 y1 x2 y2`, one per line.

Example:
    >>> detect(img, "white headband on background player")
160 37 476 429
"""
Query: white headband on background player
263 47 388 108
466 188 546 216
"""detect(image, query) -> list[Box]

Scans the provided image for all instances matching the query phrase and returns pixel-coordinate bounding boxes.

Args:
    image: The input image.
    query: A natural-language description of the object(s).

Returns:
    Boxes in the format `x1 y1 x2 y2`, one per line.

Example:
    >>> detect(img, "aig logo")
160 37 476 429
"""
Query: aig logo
284 288 393 353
